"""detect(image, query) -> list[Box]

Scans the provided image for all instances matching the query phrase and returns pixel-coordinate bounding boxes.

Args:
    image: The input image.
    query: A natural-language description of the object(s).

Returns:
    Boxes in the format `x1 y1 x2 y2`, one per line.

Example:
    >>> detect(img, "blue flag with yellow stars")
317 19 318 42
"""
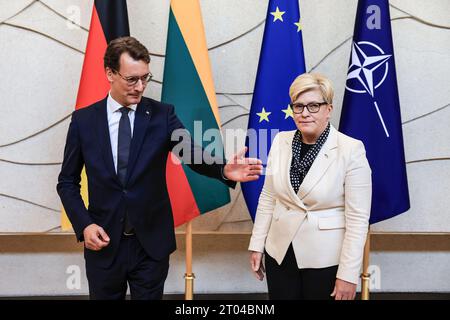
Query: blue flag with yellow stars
242 0 306 221
339 0 410 224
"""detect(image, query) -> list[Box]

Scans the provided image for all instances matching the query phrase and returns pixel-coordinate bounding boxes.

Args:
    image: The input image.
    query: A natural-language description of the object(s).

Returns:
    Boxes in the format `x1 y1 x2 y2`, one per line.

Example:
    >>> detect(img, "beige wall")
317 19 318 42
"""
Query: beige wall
0 0 449 233
0 0 449 295
0 234 449 296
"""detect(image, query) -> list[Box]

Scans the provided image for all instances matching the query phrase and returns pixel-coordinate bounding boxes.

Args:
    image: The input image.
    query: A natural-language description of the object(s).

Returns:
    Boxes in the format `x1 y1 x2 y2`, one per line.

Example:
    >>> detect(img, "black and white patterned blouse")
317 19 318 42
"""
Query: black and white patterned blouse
290 123 331 194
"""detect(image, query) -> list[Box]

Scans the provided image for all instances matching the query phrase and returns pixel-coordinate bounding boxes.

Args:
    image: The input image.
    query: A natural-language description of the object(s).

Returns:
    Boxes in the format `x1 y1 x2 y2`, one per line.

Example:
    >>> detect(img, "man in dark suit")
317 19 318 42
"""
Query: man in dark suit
57 36 262 300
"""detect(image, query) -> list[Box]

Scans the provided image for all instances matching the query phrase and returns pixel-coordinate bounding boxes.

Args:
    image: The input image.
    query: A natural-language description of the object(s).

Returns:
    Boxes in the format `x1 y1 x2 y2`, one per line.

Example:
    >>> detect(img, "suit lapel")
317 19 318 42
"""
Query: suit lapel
126 99 153 185
279 131 307 210
297 125 338 200
95 97 121 185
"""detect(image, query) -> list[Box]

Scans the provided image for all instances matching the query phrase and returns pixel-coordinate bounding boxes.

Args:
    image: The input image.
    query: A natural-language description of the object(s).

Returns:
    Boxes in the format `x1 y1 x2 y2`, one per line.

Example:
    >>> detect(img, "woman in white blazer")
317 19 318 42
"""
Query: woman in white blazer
248 73 372 300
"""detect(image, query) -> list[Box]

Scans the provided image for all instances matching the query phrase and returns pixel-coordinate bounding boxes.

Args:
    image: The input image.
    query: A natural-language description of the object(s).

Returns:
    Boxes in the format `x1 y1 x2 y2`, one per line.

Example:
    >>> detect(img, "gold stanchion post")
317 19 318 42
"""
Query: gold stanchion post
361 227 371 300
184 220 195 300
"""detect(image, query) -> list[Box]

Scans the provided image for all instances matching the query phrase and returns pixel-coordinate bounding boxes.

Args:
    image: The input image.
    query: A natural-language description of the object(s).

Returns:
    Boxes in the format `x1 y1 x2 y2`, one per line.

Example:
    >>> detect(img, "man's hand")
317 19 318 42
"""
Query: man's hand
250 251 265 281
83 224 110 251
330 278 357 300
224 147 263 182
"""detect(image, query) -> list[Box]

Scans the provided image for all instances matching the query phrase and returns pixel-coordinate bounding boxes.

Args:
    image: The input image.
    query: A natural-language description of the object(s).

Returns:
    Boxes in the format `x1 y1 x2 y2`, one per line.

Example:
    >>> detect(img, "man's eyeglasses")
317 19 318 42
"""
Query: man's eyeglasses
289 102 328 114
114 70 153 86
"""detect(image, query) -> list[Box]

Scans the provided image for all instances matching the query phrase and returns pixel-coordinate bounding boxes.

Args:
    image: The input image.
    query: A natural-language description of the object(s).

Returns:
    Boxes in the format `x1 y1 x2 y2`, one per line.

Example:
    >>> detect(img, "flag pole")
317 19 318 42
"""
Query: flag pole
184 220 195 300
361 227 371 300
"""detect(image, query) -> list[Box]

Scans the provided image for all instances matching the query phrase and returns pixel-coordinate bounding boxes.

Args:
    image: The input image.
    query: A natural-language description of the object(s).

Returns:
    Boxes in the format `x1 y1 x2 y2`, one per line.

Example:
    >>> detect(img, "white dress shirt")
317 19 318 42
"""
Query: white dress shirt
107 93 137 173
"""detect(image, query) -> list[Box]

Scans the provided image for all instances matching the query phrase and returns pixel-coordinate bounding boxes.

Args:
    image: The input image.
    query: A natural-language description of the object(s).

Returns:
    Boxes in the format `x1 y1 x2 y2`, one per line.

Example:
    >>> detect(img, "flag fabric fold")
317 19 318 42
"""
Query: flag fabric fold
162 0 231 227
339 0 410 224
242 0 306 220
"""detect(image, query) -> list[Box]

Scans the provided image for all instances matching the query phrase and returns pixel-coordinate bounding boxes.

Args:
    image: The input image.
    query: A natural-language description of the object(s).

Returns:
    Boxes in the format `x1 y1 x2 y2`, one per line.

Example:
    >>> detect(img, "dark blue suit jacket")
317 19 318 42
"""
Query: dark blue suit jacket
57 96 234 267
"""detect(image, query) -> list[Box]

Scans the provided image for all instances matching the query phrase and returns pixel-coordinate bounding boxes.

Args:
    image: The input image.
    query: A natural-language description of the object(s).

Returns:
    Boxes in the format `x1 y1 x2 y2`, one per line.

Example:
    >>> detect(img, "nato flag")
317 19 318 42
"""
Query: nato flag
242 0 306 220
339 0 410 224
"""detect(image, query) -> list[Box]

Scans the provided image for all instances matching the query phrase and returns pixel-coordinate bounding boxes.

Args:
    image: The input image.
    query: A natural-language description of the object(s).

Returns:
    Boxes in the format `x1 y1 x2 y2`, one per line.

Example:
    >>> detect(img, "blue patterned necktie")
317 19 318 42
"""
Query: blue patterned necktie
117 107 131 185
117 107 133 233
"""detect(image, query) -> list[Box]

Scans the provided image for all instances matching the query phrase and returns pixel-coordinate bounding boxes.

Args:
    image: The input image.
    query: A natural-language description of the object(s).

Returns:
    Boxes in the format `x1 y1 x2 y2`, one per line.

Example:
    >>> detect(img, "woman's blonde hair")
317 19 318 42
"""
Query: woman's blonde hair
289 73 334 104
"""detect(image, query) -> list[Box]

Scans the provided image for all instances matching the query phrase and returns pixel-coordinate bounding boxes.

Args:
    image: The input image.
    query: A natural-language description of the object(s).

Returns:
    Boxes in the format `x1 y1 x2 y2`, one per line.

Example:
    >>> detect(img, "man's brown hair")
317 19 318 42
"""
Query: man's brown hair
104 36 150 71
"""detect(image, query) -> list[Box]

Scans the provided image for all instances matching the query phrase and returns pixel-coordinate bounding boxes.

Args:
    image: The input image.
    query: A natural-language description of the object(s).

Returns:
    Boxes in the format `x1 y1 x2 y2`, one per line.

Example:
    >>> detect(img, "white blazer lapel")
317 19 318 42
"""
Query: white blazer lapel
277 131 307 211
297 125 338 200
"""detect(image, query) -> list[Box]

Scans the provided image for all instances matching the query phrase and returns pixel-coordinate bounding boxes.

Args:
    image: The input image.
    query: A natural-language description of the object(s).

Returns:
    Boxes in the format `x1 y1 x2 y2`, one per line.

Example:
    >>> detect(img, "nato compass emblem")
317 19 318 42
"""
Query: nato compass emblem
346 41 392 137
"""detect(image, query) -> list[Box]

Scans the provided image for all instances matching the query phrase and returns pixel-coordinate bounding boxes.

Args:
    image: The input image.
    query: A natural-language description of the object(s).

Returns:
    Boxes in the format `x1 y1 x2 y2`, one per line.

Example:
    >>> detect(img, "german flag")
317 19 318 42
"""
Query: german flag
61 0 129 230
162 0 231 227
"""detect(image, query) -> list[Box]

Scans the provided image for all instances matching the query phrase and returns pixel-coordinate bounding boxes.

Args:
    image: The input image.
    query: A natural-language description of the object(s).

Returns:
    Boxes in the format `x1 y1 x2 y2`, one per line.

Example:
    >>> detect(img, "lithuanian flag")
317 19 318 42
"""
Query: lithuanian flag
162 0 231 227
61 0 129 230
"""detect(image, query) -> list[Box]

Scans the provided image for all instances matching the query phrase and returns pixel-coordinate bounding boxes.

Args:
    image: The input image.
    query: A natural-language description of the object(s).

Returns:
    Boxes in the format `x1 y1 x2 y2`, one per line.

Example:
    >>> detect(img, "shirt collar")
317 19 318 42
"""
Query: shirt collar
107 92 137 113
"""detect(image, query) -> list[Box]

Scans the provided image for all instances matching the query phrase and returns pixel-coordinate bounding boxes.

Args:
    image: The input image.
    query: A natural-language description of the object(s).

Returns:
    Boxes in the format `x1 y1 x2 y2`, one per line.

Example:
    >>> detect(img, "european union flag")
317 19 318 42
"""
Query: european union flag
339 0 410 224
242 0 306 220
